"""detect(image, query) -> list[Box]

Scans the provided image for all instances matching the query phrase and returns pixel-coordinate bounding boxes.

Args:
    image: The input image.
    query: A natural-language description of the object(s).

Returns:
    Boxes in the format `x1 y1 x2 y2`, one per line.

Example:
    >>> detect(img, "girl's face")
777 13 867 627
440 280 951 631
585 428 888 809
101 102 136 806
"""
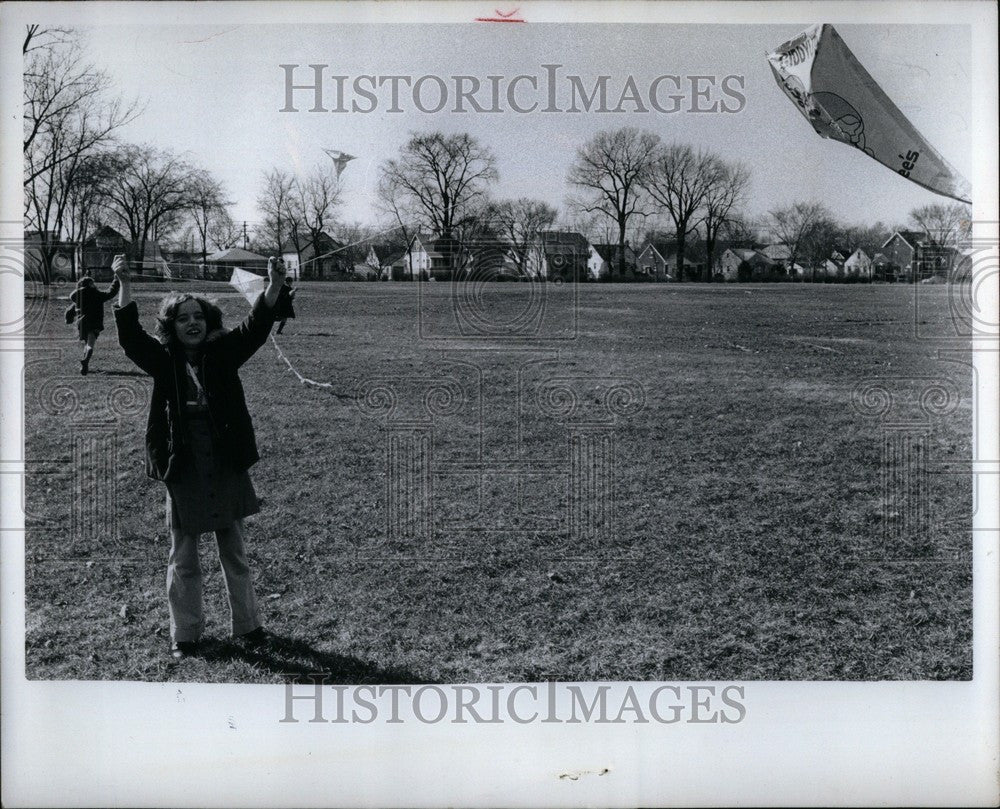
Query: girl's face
174 299 207 349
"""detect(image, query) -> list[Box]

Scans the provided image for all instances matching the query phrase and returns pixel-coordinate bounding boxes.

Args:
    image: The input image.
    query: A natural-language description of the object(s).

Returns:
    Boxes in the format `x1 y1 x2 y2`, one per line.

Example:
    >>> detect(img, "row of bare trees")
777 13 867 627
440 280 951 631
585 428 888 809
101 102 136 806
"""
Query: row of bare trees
764 199 969 279
364 127 969 282
370 132 560 276
567 127 751 280
24 26 240 283
364 129 751 281
254 166 343 265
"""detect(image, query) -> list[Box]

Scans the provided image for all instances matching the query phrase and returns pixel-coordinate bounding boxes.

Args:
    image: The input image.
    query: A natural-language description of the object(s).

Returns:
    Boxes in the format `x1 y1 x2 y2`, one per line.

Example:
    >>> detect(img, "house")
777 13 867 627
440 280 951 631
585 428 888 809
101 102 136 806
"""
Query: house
464 239 524 280
80 226 130 281
24 229 76 283
365 244 408 280
871 252 896 282
878 230 956 282
718 248 775 281
590 243 638 279
282 232 350 280
527 231 594 281
205 246 269 280
635 240 703 281
402 233 434 279
759 243 791 264
76 227 171 280
844 248 873 280
397 233 470 280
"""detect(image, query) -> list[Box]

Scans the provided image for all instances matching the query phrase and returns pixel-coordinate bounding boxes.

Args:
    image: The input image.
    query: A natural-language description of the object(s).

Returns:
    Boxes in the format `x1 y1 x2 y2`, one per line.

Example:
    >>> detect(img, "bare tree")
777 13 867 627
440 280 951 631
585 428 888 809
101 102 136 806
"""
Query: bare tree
377 132 497 278
568 127 659 280
701 158 750 281
188 170 232 264
720 215 759 246
801 215 841 279
486 198 558 277
290 165 343 276
641 143 715 282
23 26 141 284
840 221 893 261
256 168 297 256
379 131 497 239
766 201 834 280
100 144 199 272
908 202 972 277
208 211 243 251
63 150 116 277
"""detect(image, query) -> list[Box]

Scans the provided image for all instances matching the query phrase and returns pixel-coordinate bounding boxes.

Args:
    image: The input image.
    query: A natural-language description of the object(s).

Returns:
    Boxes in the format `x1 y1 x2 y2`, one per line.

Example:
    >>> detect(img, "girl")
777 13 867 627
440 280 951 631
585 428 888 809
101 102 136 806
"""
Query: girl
274 276 296 335
68 272 120 375
113 255 286 660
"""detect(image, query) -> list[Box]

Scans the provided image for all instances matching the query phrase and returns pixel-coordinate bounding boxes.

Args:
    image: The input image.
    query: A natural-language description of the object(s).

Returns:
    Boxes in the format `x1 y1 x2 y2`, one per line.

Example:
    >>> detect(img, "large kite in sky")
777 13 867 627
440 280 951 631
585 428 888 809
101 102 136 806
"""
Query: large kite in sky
767 24 972 204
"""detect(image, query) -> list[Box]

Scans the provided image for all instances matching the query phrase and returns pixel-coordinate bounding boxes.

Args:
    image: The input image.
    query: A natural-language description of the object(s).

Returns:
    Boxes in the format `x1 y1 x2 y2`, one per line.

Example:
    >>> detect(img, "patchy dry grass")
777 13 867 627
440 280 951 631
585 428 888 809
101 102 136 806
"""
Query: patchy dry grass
24 282 972 682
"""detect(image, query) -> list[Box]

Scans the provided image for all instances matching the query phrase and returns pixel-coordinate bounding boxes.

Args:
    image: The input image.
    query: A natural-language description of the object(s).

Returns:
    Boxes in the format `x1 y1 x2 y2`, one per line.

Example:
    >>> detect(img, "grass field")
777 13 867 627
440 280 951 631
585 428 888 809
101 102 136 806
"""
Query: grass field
23 281 973 682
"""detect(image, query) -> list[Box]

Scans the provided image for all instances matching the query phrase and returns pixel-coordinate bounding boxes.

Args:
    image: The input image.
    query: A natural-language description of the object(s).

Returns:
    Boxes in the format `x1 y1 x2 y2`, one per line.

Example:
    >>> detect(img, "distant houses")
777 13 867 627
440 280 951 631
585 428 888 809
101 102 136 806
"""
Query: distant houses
634 240 703 281
20 221 970 287
281 231 352 280
877 230 964 282
204 247 269 279
590 244 638 279
528 231 593 281
718 248 774 282
844 248 873 280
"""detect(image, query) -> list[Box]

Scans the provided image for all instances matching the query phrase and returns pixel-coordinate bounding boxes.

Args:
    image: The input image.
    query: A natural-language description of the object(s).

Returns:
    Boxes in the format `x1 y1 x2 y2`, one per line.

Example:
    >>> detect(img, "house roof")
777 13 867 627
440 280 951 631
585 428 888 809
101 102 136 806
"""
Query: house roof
373 244 406 264
85 225 130 245
759 243 791 261
591 243 638 263
640 239 705 265
538 231 591 255
882 230 926 250
280 231 344 254
206 247 268 263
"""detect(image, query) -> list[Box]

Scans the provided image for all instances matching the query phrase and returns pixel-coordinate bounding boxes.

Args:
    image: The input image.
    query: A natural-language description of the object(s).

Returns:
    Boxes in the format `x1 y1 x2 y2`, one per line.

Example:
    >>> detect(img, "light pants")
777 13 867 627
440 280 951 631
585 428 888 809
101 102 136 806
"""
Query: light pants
167 520 261 642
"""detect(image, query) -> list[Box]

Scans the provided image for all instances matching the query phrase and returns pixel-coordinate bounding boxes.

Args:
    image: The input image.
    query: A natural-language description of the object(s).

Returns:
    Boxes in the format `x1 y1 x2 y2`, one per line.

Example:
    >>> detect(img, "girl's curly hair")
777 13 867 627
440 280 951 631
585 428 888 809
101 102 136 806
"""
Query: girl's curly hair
154 293 224 347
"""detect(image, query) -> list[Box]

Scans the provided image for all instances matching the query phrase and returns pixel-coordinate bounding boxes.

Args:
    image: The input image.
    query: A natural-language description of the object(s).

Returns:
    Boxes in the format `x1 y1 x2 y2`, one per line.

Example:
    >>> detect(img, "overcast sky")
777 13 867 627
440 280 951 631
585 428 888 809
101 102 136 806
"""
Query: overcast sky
79 23 971 236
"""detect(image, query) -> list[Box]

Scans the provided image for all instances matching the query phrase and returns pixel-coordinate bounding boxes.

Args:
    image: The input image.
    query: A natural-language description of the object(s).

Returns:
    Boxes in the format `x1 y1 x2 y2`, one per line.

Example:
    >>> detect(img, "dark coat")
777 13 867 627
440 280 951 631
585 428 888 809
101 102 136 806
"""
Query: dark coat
114 294 276 482
274 284 296 320
70 279 119 340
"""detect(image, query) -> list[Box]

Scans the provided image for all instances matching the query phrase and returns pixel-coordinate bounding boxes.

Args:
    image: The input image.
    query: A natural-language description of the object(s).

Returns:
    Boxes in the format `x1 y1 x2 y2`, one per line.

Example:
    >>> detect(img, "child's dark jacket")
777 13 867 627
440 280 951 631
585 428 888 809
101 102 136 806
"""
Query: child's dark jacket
114 295 275 482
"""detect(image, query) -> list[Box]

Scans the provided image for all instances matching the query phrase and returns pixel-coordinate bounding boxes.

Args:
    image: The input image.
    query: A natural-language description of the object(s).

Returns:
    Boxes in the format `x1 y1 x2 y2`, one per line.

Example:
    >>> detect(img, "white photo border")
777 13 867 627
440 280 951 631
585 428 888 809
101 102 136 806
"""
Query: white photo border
1 1 997 806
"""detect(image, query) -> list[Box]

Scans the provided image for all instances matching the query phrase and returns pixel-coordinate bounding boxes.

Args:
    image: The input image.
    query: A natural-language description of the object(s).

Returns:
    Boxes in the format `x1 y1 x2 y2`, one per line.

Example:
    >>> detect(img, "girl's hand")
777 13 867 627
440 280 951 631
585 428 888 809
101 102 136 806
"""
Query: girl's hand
268 256 286 286
112 254 130 283
264 257 287 308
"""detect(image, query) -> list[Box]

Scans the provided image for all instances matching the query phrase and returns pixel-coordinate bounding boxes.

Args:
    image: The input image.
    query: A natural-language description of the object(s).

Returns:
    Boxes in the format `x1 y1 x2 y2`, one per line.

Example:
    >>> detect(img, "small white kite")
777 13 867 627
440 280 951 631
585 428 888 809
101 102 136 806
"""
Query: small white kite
767 24 971 204
323 149 356 180
229 266 267 305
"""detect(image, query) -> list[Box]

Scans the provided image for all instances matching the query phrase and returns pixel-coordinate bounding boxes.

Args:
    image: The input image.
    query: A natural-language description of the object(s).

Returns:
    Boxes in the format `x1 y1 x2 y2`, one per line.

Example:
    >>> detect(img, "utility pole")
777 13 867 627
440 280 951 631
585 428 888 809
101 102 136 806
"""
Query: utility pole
243 221 249 250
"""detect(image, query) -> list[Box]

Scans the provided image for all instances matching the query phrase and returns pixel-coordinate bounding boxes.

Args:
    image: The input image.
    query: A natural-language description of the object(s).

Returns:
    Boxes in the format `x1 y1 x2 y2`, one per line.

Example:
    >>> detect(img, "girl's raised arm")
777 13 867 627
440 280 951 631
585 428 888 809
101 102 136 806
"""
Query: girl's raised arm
113 255 169 377
114 255 132 308
215 257 287 368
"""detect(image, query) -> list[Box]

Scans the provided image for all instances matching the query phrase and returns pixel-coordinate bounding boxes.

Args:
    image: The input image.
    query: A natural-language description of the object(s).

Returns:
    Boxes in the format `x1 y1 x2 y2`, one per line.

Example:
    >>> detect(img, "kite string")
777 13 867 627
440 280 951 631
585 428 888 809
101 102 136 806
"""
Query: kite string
269 332 353 399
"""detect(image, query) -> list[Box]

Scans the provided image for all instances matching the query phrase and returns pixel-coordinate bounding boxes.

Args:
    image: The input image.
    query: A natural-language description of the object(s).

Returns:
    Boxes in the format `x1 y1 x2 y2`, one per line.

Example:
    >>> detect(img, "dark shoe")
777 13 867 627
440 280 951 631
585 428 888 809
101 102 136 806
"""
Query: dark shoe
236 627 268 649
80 359 89 376
170 640 199 660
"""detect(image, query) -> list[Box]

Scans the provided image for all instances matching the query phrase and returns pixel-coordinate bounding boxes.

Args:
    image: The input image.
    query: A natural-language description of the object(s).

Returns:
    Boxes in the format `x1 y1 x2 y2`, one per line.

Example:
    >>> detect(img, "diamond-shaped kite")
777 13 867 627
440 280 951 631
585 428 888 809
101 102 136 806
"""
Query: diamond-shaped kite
323 149 356 180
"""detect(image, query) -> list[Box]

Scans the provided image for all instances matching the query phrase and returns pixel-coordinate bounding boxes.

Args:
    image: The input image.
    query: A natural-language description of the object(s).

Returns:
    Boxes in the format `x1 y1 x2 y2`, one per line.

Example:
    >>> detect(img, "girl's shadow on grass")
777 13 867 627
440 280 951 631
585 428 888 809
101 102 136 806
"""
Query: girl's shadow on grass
92 369 148 377
203 633 429 684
